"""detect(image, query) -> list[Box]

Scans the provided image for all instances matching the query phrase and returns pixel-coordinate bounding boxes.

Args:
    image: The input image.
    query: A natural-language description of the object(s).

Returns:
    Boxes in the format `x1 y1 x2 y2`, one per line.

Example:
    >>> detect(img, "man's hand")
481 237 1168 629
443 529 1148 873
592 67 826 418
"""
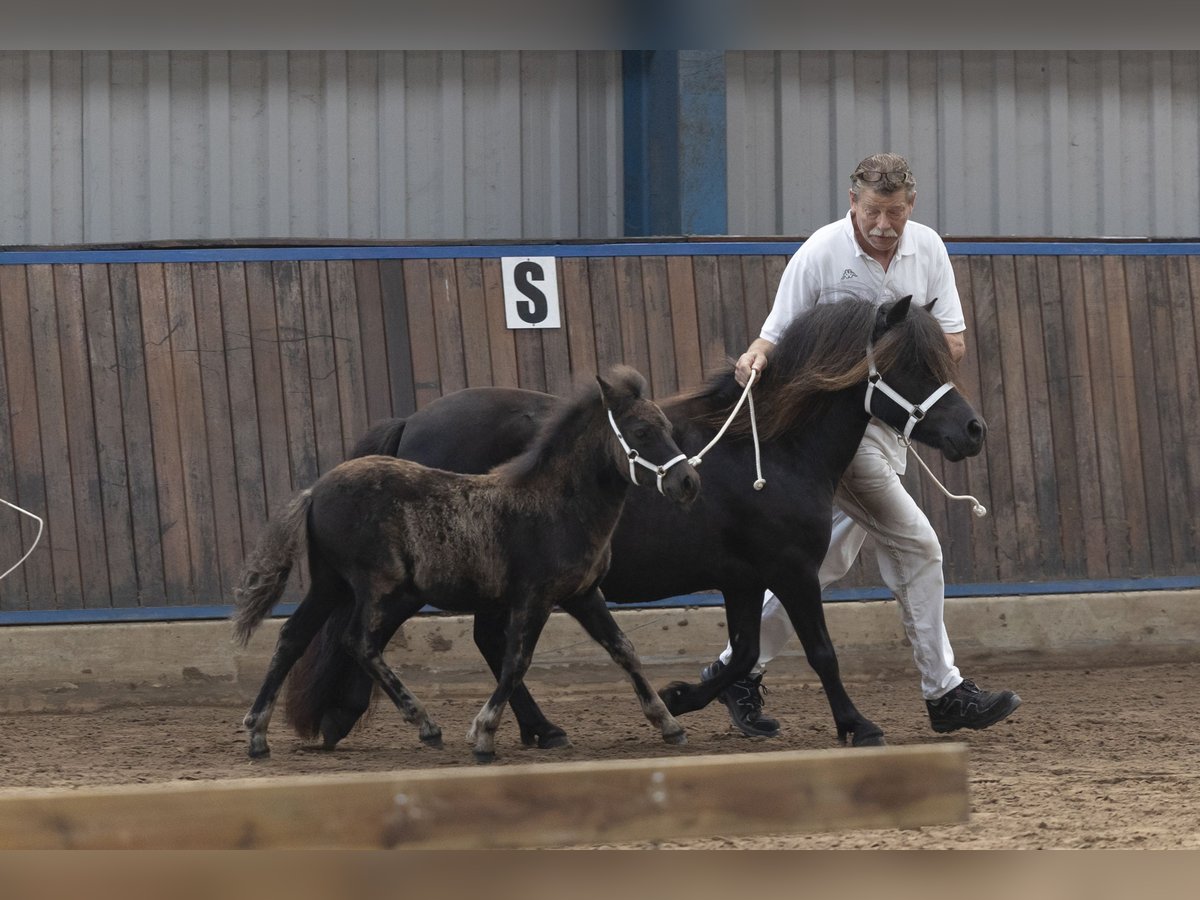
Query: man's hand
735 338 775 386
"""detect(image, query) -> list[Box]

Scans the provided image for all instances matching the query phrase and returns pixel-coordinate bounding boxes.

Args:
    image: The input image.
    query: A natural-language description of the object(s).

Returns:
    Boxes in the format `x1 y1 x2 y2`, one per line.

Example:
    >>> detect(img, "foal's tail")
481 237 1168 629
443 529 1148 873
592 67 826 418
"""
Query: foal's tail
232 488 313 646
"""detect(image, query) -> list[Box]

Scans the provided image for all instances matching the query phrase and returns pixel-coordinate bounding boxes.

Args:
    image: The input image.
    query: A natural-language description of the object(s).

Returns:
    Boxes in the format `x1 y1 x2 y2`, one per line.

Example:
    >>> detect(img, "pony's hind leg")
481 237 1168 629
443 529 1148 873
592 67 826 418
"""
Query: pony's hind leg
560 589 686 746
344 589 443 748
473 607 570 750
243 586 339 758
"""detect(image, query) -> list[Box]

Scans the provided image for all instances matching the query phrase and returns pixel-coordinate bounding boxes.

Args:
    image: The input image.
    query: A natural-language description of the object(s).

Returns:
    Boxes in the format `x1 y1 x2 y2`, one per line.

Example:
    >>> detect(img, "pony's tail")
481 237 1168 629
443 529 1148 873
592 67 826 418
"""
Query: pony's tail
232 488 313 646
349 417 406 459
283 603 373 739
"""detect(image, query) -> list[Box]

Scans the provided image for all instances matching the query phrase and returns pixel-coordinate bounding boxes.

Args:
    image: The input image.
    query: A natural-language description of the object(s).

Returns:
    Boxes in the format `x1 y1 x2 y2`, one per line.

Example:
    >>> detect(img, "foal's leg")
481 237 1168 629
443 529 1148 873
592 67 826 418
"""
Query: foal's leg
561 589 686 745
243 585 340 759
344 588 443 748
472 607 570 750
467 601 555 763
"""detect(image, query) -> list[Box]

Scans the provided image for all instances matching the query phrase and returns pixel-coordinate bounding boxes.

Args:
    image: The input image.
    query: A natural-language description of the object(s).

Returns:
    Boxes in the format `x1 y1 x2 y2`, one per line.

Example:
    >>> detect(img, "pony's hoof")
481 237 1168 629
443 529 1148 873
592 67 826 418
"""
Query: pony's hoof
851 729 887 748
472 749 496 764
537 728 571 750
657 681 690 716
663 729 687 746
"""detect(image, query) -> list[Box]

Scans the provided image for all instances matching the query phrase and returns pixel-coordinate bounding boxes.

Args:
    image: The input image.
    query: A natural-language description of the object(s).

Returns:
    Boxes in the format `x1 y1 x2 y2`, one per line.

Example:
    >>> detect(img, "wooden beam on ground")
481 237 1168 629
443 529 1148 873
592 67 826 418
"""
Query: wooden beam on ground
0 745 968 849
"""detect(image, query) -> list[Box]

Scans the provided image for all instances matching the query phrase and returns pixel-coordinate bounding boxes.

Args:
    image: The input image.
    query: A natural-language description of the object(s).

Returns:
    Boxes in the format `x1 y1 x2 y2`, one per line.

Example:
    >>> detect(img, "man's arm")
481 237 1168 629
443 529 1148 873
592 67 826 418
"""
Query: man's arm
945 330 966 364
735 337 776 386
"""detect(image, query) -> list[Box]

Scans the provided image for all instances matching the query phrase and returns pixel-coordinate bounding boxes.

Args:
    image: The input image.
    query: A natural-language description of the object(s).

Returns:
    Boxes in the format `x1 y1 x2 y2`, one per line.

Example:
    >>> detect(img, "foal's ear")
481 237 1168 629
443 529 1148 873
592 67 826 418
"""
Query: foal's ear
597 365 647 410
923 296 938 314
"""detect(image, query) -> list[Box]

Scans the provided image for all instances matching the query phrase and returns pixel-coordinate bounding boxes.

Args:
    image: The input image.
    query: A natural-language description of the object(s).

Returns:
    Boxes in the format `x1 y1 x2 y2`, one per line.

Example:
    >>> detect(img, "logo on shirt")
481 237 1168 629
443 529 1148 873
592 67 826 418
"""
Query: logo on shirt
840 268 858 281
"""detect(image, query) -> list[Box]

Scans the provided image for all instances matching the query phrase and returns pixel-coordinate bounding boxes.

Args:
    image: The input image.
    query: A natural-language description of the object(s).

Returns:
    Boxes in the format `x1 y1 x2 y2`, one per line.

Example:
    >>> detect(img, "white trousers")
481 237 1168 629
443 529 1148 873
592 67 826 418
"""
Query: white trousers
719 429 962 700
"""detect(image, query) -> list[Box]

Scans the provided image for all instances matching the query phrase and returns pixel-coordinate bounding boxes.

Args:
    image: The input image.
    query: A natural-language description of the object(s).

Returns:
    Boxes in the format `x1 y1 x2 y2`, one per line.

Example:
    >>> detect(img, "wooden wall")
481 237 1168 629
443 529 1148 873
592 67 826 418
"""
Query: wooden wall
0 244 1197 616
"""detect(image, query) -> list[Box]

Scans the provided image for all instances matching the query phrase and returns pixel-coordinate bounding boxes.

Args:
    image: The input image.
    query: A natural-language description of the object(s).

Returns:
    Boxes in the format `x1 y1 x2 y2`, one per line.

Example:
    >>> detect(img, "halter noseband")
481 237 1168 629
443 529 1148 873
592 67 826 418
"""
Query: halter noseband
606 409 690 495
864 344 955 441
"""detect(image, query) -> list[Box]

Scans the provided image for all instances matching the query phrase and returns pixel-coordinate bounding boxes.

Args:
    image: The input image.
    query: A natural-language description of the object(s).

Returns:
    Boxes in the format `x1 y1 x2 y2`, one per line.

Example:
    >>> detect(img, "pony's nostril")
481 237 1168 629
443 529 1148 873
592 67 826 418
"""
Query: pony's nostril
968 418 986 442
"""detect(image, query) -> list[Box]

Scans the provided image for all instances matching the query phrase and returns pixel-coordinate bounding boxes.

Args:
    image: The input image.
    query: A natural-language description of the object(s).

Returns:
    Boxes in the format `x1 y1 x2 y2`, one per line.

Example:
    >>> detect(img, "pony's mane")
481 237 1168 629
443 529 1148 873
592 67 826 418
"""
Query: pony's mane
492 365 645 482
675 297 957 440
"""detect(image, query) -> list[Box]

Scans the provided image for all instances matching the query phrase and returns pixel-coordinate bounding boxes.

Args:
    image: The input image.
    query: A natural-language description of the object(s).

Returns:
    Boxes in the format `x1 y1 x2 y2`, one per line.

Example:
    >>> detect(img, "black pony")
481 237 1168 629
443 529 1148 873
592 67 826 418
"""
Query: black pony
233 365 700 762
284 296 986 750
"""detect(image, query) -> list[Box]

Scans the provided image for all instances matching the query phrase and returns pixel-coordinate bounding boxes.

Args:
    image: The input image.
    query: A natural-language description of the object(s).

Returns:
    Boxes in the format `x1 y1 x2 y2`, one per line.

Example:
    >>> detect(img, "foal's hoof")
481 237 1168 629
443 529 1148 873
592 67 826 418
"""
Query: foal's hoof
472 749 497 765
420 726 444 749
247 740 271 760
663 729 688 746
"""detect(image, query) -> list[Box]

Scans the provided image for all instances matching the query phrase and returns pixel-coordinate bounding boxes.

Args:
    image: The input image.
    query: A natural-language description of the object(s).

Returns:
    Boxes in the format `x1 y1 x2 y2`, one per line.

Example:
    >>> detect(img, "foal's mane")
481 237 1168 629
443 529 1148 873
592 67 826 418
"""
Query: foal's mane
492 365 645 483
675 297 956 440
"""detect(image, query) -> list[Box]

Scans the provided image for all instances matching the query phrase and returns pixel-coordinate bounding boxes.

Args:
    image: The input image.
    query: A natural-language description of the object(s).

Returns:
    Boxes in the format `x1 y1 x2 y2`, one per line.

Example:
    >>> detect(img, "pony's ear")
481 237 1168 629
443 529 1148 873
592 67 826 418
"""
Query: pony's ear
597 365 646 411
885 295 913 326
923 296 938 314
874 295 913 339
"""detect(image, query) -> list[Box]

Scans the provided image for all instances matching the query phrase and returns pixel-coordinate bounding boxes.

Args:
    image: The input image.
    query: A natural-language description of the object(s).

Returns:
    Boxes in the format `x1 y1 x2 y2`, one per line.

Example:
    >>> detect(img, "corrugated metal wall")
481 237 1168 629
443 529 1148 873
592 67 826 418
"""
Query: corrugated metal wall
2 51 1198 244
0 51 623 245
726 50 1200 238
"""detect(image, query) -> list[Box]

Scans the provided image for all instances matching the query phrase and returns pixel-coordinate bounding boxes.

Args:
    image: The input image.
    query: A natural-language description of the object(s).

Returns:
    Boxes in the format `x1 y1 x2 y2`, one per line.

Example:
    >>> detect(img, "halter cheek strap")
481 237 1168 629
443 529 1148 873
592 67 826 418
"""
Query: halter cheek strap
606 409 690 496
865 346 956 441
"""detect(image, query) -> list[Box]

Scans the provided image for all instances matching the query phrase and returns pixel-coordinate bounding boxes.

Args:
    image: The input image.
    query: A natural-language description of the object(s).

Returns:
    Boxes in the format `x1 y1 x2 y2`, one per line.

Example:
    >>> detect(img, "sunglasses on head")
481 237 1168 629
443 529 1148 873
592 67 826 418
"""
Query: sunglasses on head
853 168 913 186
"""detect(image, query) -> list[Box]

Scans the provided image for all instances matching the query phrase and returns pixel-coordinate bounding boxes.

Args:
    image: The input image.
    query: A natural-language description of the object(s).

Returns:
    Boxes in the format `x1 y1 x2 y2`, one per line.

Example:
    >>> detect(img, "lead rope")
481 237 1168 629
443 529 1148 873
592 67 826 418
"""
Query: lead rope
687 367 766 490
900 437 988 518
0 497 44 581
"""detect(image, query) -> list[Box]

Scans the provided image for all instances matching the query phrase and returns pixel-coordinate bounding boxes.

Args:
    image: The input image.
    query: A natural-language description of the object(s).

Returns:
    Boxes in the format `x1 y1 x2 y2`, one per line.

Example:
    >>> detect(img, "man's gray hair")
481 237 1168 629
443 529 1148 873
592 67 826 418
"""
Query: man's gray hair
850 152 916 200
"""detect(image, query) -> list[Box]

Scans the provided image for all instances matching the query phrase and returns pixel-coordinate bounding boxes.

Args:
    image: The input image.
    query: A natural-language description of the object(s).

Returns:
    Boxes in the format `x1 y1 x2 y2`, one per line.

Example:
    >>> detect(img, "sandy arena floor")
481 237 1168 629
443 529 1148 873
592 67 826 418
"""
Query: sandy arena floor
2 658 1199 849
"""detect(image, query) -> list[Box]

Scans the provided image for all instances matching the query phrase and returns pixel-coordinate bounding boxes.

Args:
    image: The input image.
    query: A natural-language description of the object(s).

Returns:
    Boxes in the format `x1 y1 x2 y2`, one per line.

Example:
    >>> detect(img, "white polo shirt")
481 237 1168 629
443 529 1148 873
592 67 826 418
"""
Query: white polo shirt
761 211 965 473
762 211 965 343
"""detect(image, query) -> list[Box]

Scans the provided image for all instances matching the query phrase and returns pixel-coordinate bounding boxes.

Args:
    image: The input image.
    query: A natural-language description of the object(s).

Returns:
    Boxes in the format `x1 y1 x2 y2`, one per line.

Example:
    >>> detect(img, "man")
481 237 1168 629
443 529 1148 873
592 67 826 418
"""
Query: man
701 152 1021 738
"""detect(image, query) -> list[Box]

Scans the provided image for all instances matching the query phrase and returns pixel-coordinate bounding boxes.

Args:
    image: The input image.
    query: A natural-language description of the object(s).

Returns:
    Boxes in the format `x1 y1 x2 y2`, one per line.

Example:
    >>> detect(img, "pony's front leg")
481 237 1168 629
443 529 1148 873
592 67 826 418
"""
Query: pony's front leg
561 589 686 745
468 602 553 763
243 588 339 758
773 582 884 747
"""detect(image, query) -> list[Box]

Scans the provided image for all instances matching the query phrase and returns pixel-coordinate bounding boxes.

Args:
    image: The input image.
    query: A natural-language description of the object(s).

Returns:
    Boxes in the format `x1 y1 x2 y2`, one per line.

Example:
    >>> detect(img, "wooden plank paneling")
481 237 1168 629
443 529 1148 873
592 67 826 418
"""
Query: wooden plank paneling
402 260 442 409
377 260 416 417
53 264 111 608
164 262 220 602
217 262 269 557
480 258 519 389
968 256 1013 582
352 260 392 425
137 263 191 603
666 257 704 391
640 256 679 399
327 260 369 458
0 267 49 609
2 244 1199 615
428 258 468 396
559 257 597 389
192 262 244 596
1120 256 1170 573
1054 257 1107 578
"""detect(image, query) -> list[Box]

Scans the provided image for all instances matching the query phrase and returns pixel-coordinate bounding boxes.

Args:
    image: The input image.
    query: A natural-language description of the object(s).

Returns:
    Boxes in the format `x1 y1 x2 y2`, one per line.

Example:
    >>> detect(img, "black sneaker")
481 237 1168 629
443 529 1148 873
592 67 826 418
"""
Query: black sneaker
700 659 781 738
926 678 1022 733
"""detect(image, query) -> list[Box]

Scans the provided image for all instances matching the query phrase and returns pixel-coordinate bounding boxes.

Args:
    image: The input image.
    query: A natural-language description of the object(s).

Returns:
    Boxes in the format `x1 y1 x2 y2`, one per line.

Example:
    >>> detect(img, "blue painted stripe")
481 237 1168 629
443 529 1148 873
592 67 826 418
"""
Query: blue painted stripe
2 576 1197 626
2 240 1198 266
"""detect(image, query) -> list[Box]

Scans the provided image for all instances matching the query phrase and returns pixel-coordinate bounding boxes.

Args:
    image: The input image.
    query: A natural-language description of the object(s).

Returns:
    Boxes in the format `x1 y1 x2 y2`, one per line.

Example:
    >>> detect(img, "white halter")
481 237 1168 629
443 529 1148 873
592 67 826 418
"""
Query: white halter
865 345 956 441
606 409 691 495
864 345 988 517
